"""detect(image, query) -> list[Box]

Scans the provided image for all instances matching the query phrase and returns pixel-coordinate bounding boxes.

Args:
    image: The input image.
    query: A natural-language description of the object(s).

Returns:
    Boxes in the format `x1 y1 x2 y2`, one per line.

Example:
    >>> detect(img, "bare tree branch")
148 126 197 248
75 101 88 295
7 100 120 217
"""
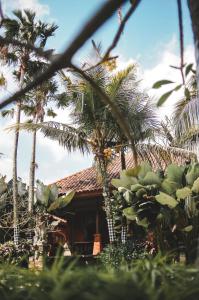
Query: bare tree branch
103 0 141 59
177 0 185 85
0 0 128 109
84 55 118 72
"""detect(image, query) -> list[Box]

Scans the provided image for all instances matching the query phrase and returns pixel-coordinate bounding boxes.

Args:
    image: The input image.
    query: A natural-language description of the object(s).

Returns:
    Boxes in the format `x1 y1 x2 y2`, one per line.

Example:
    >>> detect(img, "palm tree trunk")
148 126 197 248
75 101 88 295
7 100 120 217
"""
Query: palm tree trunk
12 101 21 246
187 0 199 265
120 147 126 170
12 64 25 246
98 157 115 243
131 142 138 167
188 0 199 90
28 128 37 213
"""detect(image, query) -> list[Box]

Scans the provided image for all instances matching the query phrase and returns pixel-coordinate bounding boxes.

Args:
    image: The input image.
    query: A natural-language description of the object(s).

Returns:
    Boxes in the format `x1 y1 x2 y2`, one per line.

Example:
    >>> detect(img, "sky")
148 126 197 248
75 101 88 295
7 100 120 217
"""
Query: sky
0 0 196 184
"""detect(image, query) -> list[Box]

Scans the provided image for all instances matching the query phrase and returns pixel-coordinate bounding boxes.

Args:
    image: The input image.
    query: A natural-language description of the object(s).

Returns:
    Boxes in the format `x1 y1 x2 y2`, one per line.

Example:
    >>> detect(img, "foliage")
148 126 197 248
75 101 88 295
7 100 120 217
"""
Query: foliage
99 241 147 269
153 63 196 107
0 257 199 300
34 180 75 213
0 240 33 265
0 175 28 232
111 161 199 262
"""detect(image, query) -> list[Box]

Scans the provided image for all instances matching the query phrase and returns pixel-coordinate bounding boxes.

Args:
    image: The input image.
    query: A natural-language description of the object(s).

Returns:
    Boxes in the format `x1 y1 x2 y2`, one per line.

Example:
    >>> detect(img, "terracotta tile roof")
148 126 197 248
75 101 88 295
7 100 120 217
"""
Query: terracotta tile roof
53 147 196 197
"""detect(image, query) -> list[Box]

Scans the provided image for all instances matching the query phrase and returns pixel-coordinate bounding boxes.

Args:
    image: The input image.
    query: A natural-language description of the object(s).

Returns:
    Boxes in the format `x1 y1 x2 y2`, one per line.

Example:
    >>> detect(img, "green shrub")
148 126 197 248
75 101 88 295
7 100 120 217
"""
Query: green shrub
99 241 147 269
0 257 199 300
0 240 33 266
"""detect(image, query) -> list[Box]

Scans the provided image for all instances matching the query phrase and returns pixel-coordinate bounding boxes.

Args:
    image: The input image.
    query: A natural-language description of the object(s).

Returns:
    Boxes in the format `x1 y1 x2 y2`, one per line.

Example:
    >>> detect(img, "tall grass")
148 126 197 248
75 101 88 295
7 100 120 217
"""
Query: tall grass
0 257 199 300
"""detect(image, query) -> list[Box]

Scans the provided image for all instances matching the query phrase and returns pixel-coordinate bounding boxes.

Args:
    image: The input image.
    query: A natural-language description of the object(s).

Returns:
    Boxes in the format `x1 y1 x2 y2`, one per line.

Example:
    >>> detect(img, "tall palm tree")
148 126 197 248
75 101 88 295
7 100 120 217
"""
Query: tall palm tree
22 61 65 213
17 61 158 242
0 9 57 245
188 1 199 91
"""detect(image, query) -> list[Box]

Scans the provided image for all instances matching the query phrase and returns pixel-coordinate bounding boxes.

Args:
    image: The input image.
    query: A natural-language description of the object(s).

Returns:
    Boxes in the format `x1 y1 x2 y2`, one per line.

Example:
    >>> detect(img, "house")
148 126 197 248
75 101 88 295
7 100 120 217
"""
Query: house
50 147 196 257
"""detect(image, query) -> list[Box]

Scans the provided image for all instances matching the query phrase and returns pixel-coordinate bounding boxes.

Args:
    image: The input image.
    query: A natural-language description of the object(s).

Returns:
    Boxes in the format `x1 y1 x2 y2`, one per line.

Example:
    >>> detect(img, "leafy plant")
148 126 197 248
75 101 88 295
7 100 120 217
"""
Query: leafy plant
111 162 199 262
0 240 33 266
99 241 147 269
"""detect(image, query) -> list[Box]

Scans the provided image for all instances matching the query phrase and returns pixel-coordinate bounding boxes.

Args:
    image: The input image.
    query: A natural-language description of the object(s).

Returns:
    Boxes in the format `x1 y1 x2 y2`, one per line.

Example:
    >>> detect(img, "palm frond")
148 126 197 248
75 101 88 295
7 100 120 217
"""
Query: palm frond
6 121 90 153
173 95 199 142
137 143 197 169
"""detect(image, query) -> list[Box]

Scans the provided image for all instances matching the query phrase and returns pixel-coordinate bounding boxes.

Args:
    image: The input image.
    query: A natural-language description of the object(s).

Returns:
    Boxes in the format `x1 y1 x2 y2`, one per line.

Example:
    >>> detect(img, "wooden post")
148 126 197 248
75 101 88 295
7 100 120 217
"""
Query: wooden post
93 210 102 255
96 210 99 234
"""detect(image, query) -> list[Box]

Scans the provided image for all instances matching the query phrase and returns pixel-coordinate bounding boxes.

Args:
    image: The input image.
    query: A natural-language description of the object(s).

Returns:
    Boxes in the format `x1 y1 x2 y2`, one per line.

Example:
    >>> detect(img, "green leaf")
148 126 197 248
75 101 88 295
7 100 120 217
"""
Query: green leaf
125 166 141 177
173 84 182 91
182 225 193 232
161 179 179 195
123 207 136 221
192 177 199 194
138 162 152 179
48 190 75 212
0 176 7 195
118 187 128 193
140 171 161 186
49 184 59 202
136 217 149 228
111 174 137 189
184 88 190 100
130 183 144 192
186 163 199 185
165 164 184 184
157 90 174 107
35 180 51 207
176 187 191 200
152 80 174 89
185 63 193 77
155 192 178 208
136 188 147 198
123 190 133 204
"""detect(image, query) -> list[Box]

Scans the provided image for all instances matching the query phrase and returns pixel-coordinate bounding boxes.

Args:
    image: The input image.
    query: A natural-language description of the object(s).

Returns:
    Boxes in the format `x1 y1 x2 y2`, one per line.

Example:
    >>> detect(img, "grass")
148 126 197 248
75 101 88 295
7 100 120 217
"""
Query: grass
0 256 199 300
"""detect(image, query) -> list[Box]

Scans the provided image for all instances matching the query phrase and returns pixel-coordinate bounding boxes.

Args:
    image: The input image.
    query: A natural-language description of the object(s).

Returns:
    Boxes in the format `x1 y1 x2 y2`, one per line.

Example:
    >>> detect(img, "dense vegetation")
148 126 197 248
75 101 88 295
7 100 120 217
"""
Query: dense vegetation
1 2 199 300
0 257 199 300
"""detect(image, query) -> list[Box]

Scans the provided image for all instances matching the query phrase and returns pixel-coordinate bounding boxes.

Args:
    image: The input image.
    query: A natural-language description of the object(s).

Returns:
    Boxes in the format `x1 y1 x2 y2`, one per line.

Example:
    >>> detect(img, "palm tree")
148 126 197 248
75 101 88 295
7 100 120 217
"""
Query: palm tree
16 60 158 242
0 9 57 245
188 1 199 90
22 61 65 213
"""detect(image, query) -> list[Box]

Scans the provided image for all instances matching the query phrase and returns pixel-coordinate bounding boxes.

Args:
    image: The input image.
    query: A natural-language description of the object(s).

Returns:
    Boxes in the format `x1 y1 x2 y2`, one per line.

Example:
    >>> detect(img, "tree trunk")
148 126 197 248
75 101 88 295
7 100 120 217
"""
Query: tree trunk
188 1 199 90
98 157 115 243
187 0 199 266
120 147 126 170
12 101 21 246
12 64 25 246
28 128 37 213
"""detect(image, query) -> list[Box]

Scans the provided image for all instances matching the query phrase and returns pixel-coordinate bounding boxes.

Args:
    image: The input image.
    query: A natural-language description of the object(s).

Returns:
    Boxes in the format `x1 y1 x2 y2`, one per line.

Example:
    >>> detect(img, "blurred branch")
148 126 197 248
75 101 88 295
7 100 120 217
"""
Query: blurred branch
103 0 141 59
0 0 4 25
177 0 185 85
0 37 54 60
84 55 118 72
0 0 128 109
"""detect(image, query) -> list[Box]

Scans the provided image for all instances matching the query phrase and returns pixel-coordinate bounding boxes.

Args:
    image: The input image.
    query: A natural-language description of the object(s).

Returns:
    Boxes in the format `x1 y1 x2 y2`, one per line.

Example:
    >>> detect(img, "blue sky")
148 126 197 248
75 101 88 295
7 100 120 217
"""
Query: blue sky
41 0 193 68
0 0 195 184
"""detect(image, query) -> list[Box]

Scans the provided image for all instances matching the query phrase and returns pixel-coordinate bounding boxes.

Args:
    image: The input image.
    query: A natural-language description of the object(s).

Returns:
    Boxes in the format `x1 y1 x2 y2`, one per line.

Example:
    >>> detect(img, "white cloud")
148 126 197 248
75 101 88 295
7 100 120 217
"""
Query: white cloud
2 0 50 17
142 43 195 119
116 37 195 120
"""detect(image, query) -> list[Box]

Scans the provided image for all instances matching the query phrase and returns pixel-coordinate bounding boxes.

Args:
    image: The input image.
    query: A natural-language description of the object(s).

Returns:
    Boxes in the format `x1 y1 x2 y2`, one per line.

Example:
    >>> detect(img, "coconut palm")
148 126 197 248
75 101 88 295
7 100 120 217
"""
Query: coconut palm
188 1 199 91
0 9 57 245
22 60 67 213
15 60 158 241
